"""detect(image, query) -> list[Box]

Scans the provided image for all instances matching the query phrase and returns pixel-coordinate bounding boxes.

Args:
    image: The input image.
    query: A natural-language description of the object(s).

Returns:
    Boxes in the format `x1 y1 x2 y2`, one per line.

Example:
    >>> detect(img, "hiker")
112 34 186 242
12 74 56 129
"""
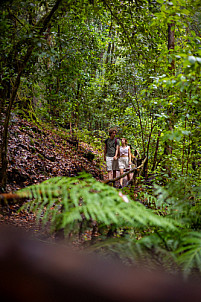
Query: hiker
118 138 132 189
104 128 120 182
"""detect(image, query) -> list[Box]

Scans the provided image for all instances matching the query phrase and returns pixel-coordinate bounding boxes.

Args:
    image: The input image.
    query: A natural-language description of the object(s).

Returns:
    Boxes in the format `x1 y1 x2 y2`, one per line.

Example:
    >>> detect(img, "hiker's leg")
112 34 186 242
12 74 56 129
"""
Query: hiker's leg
118 158 123 187
112 158 119 187
119 168 124 187
108 170 113 180
127 171 130 182
106 157 113 180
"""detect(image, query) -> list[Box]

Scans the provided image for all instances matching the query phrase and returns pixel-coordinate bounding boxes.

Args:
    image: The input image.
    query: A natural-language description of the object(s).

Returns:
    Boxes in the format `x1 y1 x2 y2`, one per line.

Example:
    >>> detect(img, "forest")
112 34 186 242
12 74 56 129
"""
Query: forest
0 0 201 285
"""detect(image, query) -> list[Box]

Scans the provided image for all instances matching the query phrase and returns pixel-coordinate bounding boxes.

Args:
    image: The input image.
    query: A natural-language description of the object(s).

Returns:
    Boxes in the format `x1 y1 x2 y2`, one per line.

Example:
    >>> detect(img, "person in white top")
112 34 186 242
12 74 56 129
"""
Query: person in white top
118 138 132 188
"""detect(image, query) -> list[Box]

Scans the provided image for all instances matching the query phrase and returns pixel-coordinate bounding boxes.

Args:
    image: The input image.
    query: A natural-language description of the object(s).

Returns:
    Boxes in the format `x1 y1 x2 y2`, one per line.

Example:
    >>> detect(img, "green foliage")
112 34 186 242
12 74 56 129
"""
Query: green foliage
137 177 201 276
2 0 200 180
90 177 201 276
176 231 201 276
76 128 106 151
93 231 179 271
154 176 201 228
1 0 201 277
18 173 176 236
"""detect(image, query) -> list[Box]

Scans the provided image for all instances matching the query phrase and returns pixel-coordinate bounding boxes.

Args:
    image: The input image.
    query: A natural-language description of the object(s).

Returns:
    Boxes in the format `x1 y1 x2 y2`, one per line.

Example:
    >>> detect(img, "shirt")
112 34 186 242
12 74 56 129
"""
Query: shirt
120 146 129 157
105 138 120 157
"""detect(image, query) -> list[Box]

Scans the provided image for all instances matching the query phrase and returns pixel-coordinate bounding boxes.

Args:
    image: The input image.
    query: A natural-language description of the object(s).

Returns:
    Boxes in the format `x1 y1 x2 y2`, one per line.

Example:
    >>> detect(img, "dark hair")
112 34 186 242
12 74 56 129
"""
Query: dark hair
109 128 117 136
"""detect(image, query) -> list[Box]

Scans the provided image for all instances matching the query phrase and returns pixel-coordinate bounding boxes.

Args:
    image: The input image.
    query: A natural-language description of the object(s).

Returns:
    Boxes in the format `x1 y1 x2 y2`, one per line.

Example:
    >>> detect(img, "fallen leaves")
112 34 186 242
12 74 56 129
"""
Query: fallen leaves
1 116 106 237
6 116 104 193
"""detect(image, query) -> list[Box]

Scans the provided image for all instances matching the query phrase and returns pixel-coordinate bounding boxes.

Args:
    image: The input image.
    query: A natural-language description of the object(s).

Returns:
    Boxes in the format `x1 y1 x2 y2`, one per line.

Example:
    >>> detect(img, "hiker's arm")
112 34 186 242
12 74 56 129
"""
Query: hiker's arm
114 145 119 160
128 147 132 164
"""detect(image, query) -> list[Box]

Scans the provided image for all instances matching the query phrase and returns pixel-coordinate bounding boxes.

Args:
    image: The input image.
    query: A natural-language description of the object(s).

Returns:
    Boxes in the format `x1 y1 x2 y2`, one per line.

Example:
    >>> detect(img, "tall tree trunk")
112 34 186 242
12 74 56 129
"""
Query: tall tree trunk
151 130 161 172
135 95 146 158
0 49 33 190
146 116 155 160
181 116 187 174
0 0 63 190
163 22 175 176
168 23 175 74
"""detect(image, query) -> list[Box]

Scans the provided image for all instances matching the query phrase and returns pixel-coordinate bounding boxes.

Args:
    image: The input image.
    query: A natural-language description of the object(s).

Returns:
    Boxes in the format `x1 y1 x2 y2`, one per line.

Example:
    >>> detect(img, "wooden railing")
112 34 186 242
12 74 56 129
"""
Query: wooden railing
0 158 147 203
104 157 147 186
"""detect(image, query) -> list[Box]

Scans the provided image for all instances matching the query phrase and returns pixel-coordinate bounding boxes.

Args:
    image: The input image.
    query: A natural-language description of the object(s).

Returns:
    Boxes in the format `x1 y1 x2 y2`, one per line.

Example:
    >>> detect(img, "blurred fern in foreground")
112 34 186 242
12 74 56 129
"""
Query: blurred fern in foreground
18 173 176 236
176 231 201 277
87 177 201 278
18 173 201 278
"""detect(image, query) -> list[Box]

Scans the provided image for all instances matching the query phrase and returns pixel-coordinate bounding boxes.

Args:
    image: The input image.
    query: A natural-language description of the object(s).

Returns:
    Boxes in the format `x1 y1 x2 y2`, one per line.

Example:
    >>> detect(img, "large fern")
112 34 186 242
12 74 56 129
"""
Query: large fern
83 178 201 277
154 177 201 229
130 179 201 276
175 231 201 276
18 173 177 236
90 232 179 272
19 173 201 277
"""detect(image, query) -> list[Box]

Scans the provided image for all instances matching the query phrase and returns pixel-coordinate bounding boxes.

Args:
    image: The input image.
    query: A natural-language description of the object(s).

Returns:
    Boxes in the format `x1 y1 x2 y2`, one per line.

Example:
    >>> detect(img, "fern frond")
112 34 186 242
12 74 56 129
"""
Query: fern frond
175 231 201 276
18 173 177 235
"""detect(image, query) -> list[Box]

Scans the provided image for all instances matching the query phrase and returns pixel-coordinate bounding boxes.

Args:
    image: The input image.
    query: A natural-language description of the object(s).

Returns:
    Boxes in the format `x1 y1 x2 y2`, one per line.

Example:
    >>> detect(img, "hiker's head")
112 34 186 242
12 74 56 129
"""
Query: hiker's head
121 138 127 145
109 128 117 138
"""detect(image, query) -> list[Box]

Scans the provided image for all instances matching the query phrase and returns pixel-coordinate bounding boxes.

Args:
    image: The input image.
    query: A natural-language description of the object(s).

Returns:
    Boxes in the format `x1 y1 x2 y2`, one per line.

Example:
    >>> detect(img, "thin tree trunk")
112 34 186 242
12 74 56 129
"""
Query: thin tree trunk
135 95 146 157
0 46 33 189
163 22 175 176
151 130 161 171
181 116 187 174
105 20 113 65
168 22 175 74
186 134 191 175
146 116 155 160
0 0 63 190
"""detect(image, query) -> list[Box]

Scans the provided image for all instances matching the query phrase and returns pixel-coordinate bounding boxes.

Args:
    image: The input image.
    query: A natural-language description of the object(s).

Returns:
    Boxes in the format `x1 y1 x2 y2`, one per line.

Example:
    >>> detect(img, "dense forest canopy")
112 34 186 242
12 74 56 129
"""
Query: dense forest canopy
1 0 201 187
0 0 201 278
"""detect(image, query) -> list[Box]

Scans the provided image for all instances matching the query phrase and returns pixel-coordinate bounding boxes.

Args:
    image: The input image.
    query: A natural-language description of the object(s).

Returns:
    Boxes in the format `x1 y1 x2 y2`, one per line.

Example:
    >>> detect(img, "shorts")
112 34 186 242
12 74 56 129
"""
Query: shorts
119 157 129 170
106 156 119 171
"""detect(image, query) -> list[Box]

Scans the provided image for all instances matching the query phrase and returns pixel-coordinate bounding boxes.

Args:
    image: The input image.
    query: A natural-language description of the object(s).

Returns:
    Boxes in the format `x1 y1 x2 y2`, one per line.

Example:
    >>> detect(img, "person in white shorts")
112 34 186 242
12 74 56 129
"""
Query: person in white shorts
118 138 131 188
104 128 120 182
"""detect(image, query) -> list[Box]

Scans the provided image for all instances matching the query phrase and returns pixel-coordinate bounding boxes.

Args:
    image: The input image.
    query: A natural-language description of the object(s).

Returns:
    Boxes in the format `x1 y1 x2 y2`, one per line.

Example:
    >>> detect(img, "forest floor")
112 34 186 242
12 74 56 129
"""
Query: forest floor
0 115 108 240
0 117 182 276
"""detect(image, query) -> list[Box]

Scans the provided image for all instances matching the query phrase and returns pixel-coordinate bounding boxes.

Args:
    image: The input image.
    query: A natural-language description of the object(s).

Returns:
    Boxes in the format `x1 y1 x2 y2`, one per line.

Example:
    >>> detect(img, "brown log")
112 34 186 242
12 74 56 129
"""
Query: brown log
0 192 28 203
0 226 201 302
